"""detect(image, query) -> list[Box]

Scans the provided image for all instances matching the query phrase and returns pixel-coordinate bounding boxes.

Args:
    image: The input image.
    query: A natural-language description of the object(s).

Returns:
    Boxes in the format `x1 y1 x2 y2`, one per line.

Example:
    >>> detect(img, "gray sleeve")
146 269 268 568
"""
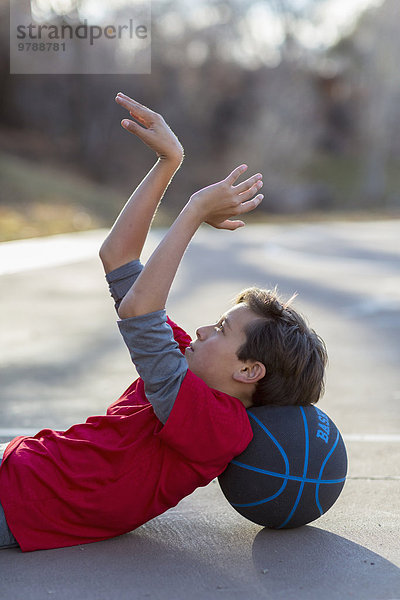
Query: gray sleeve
118 310 188 424
105 260 143 313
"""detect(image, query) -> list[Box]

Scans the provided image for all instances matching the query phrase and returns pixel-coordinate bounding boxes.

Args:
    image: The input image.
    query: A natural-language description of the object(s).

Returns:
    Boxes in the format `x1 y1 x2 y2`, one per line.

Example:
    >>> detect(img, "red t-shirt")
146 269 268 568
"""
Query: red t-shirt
0 320 253 552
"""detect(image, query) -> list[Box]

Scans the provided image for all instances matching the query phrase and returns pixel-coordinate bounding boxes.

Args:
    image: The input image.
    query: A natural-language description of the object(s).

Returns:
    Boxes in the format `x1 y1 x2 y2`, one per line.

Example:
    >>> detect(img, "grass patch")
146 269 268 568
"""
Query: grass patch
0 152 180 241
0 153 127 241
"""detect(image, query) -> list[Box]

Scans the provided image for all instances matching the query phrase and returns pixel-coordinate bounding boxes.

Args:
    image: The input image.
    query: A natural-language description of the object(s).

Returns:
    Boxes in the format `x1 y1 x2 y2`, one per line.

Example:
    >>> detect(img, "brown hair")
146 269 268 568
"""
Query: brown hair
235 287 327 407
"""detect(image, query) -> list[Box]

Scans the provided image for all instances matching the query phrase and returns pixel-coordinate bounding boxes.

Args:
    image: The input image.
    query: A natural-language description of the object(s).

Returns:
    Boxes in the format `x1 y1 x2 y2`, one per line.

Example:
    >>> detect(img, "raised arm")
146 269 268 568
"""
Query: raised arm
118 165 264 319
99 93 184 274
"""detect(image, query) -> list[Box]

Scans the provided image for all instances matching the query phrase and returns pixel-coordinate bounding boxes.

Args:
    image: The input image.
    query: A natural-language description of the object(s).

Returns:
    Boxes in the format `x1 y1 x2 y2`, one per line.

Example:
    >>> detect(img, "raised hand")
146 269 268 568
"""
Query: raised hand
118 165 263 317
115 92 184 164
188 164 264 231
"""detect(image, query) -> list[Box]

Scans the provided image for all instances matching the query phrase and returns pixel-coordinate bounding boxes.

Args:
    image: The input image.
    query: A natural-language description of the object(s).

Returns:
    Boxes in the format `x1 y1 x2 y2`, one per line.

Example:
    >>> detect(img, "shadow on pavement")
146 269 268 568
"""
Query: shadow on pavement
1 521 399 600
252 526 400 599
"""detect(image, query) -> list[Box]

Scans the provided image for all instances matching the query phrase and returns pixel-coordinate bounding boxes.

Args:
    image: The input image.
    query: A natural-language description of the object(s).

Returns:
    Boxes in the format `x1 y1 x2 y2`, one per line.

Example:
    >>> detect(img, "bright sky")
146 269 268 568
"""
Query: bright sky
243 0 385 54
297 0 385 48
32 0 385 51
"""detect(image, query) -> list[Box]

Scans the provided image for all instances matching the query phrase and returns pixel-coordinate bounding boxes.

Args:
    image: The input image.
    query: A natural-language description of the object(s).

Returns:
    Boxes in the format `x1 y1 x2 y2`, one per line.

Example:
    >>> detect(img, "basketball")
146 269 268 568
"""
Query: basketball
218 405 347 529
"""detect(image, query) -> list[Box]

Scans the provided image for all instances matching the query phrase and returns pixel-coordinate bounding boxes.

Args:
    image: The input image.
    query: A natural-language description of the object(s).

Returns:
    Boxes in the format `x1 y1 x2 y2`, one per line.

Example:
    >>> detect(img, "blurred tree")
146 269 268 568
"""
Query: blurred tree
330 0 400 206
1 0 396 220
357 0 400 204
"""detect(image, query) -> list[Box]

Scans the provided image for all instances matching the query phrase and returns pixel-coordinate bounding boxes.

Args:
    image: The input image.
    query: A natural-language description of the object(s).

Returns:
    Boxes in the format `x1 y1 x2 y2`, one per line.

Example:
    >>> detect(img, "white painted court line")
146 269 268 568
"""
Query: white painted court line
1 429 399 442
0 428 50 437
0 230 107 275
343 434 400 442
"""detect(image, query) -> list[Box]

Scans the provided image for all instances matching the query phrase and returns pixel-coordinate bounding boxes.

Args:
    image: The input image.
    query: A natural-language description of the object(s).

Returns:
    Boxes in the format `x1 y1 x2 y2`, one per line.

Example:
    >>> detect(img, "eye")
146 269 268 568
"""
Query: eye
215 320 225 332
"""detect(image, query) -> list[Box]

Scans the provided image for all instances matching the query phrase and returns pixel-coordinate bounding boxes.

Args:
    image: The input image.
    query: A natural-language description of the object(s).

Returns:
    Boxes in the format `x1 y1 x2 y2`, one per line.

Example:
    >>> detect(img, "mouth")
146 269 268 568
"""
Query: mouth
186 343 194 353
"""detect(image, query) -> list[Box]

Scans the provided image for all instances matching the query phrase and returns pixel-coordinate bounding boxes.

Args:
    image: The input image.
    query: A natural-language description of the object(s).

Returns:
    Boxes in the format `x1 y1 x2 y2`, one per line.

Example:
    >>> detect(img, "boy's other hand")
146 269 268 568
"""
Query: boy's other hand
115 92 184 165
188 165 264 231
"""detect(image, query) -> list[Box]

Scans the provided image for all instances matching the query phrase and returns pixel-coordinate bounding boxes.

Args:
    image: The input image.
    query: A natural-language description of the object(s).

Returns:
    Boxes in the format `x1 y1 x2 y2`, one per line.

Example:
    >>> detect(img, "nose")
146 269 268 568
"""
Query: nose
196 325 212 341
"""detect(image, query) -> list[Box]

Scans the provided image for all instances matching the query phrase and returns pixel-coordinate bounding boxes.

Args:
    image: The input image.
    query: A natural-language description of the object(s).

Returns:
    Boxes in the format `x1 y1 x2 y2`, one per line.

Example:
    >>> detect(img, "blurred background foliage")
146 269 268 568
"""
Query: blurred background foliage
1 0 399 240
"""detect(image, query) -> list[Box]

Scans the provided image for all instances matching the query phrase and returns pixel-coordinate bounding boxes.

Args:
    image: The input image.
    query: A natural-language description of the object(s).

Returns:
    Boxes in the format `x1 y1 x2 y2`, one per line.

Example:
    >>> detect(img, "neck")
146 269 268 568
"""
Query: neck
226 381 254 409
237 395 253 409
209 379 254 409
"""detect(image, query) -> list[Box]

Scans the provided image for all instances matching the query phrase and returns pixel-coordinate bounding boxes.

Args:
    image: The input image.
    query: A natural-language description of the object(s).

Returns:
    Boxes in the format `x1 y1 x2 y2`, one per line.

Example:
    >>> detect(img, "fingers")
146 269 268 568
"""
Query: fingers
225 164 248 185
221 219 245 230
238 178 263 202
234 172 262 194
121 119 140 132
239 194 264 214
115 92 153 127
115 92 149 112
116 92 154 139
226 165 264 207
121 119 152 144
211 219 245 231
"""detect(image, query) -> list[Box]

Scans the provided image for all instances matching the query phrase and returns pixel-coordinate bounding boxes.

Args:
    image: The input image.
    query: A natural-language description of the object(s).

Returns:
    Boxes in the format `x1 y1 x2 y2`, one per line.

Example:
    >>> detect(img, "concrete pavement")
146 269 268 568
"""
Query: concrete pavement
0 221 399 599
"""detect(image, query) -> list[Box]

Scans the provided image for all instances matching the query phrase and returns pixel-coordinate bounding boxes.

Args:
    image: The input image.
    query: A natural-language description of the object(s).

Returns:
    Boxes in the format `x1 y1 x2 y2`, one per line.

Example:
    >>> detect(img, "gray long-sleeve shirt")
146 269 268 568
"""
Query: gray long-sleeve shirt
106 260 188 424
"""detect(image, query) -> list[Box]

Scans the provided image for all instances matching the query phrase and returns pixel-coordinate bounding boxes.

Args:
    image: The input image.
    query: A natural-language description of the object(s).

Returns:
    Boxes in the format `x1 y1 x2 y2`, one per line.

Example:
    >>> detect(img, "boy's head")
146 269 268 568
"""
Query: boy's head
185 287 327 408
234 287 327 407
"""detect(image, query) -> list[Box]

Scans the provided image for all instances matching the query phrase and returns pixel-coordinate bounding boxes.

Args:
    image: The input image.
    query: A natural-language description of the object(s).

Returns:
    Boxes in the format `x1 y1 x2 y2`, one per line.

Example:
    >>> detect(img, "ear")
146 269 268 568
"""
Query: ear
233 361 266 385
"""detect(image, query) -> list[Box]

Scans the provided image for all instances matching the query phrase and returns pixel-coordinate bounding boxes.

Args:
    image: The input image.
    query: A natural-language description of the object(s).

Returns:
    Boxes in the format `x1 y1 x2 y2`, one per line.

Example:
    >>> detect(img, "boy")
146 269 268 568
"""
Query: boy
0 93 327 552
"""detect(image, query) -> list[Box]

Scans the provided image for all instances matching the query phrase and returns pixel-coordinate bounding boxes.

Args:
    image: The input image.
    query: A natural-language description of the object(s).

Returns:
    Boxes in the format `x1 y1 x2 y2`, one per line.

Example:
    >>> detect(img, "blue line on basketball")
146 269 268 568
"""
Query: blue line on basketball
277 406 310 528
230 481 288 508
229 460 346 485
247 411 290 474
315 428 341 515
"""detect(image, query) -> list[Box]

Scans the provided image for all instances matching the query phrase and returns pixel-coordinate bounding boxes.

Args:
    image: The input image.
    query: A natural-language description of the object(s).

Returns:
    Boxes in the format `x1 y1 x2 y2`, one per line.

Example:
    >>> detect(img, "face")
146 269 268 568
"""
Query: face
184 303 259 393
